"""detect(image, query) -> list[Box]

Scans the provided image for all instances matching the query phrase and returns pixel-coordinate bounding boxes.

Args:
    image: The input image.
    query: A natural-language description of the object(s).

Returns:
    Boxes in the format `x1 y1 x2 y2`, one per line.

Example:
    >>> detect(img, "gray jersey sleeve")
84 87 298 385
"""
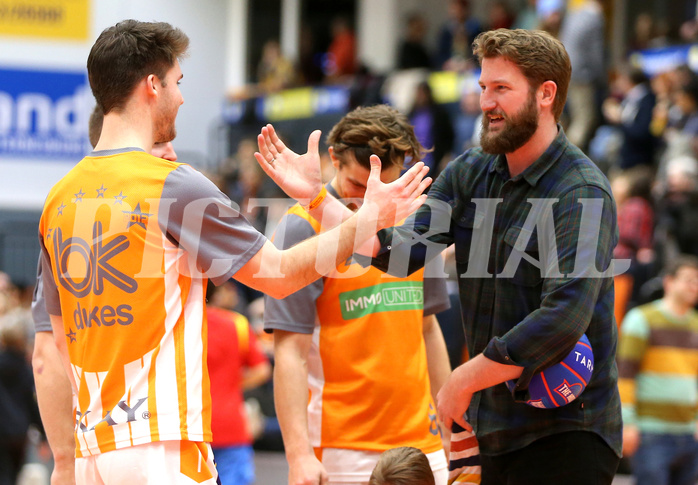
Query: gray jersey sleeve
160 165 267 285
32 256 52 332
39 236 62 317
263 212 323 334
422 255 451 316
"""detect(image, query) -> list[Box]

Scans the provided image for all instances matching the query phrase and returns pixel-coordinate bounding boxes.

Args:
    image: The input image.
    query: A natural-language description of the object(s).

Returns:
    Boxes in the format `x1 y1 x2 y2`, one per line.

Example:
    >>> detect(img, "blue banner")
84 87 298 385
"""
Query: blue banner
630 44 698 76
0 67 92 160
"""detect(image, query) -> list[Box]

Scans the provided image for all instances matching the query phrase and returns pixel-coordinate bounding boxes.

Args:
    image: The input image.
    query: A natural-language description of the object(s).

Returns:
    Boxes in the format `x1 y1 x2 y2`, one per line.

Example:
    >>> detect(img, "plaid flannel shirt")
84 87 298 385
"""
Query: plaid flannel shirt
365 127 623 457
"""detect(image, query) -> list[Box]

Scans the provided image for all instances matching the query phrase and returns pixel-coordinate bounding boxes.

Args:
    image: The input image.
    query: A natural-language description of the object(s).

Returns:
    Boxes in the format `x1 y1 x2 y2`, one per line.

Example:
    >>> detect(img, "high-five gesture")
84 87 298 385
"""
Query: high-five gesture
360 155 431 231
255 124 323 202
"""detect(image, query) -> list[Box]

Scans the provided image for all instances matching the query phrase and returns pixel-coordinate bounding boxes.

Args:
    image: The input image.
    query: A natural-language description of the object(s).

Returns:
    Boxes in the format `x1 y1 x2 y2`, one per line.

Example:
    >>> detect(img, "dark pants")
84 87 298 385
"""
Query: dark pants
481 431 619 485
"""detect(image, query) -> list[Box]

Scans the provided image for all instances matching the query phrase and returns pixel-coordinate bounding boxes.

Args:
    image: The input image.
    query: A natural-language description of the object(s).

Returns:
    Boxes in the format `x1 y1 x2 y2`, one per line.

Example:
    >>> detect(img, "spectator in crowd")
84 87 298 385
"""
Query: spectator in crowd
629 13 656 52
680 14 698 43
629 13 670 53
602 65 658 170
206 281 271 485
348 63 387 109
652 69 698 173
257 39 296 94
487 1 514 31
408 81 455 179
453 77 482 155
560 0 606 152
324 16 357 81
669 65 698 94
0 273 20 316
617 255 698 485
513 0 540 30
654 155 698 262
610 166 656 324
369 447 436 485
0 310 42 485
650 71 680 138
436 0 482 72
612 166 656 267
674 80 698 148
298 28 324 86
398 13 433 71
537 0 565 37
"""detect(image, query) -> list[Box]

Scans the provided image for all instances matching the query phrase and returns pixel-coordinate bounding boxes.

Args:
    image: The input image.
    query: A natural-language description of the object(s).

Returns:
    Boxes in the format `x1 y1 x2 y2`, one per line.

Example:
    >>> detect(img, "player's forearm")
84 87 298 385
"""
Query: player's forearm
273 353 314 460
285 211 361 275
50 315 78 392
32 332 75 466
273 209 378 298
307 195 382 258
423 315 452 403
451 354 524 397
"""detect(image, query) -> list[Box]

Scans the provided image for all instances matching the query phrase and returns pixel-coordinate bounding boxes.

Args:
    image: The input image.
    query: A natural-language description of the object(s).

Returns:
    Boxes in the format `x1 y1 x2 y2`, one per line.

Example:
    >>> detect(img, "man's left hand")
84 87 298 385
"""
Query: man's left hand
436 365 473 432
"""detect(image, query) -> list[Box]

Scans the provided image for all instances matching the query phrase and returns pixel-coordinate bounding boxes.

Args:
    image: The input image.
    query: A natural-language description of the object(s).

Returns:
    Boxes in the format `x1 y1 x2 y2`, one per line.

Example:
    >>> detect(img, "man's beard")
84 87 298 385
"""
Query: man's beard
155 108 177 144
480 93 539 154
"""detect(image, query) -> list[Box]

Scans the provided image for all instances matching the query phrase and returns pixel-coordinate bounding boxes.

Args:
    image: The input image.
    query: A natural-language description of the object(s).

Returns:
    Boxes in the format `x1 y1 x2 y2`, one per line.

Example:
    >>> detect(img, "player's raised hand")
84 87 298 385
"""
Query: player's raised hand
255 124 323 202
360 155 431 231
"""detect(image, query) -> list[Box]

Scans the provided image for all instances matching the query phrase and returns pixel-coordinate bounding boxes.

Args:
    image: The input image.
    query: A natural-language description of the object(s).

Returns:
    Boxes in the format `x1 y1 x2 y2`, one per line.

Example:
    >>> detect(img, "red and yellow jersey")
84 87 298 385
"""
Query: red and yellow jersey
39 148 266 456
207 306 268 447
265 190 450 453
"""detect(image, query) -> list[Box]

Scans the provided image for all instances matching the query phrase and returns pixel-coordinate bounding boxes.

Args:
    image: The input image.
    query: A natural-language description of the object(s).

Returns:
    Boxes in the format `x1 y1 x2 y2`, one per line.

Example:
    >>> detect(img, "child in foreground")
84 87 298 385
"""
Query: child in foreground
369 447 436 485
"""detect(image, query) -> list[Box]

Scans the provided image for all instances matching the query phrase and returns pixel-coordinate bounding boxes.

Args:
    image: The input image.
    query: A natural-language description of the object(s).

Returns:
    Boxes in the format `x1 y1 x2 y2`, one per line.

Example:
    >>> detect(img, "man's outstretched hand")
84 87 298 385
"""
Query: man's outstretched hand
255 124 323 202
360 154 431 231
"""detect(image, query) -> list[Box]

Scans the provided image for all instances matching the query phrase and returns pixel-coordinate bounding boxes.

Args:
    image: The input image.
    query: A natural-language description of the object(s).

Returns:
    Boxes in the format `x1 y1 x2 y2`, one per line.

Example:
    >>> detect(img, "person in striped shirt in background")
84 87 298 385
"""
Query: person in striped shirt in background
618 255 698 485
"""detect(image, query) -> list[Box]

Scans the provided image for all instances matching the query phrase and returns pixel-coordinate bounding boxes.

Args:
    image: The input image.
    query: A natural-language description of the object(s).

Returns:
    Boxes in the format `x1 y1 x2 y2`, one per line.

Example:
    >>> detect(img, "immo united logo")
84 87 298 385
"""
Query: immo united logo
339 281 423 319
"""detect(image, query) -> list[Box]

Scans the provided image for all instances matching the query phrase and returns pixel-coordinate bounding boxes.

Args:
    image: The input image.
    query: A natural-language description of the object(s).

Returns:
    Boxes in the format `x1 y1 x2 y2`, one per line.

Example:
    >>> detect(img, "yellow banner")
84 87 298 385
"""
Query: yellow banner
0 0 89 41
263 87 315 121
428 71 461 104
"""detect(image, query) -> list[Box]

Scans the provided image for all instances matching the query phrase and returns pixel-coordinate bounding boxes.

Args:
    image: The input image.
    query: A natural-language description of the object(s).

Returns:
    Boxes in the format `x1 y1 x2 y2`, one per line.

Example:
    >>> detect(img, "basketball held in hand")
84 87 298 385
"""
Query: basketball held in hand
506 334 593 409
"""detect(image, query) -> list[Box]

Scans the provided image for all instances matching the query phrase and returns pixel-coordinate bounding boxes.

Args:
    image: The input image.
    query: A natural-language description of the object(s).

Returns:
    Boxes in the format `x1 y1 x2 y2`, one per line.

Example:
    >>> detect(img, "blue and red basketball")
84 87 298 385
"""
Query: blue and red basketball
506 334 593 409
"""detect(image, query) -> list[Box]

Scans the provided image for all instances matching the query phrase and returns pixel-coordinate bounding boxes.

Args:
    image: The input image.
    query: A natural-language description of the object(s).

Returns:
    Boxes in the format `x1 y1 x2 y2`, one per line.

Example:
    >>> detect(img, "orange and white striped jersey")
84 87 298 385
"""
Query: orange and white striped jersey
265 187 450 454
39 148 266 457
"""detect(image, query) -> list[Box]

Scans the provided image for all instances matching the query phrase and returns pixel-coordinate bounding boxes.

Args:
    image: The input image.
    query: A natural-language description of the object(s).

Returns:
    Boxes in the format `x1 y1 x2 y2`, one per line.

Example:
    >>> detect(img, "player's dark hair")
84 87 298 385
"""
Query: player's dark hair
87 20 189 114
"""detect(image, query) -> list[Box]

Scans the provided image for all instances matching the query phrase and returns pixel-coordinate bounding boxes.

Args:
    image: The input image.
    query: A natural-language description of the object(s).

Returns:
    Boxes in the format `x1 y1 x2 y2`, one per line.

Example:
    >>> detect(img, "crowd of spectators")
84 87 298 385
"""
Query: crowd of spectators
0 273 45 485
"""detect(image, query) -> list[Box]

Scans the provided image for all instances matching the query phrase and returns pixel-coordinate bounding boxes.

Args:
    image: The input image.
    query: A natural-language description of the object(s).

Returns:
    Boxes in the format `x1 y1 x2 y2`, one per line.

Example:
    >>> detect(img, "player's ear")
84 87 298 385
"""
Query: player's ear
538 80 557 111
329 147 341 170
146 74 158 97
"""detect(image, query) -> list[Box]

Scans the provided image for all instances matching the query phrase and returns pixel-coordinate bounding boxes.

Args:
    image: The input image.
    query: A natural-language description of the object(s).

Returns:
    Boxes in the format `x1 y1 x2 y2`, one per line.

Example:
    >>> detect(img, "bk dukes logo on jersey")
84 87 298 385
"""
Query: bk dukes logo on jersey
52 221 138 298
